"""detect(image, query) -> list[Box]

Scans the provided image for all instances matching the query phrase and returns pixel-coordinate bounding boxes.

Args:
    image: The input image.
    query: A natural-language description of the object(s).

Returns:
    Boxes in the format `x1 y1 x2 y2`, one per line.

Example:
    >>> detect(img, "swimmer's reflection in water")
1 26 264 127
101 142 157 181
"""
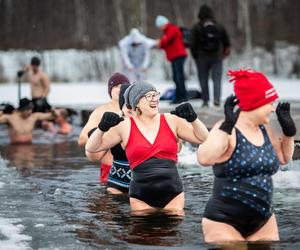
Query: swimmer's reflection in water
123 210 184 246
4 144 36 170
70 190 129 246
206 242 273 250
72 189 184 247
1 142 74 173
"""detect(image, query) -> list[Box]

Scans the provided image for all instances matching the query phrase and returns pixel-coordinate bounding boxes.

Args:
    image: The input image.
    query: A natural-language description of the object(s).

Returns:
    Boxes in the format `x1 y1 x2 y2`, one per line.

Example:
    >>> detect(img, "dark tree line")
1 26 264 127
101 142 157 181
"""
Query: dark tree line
0 0 299 51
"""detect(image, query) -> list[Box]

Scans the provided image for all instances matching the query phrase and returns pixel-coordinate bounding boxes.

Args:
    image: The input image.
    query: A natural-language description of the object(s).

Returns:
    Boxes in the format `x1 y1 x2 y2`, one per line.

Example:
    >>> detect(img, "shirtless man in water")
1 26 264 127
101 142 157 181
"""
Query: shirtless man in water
78 72 130 184
0 98 54 144
18 57 51 112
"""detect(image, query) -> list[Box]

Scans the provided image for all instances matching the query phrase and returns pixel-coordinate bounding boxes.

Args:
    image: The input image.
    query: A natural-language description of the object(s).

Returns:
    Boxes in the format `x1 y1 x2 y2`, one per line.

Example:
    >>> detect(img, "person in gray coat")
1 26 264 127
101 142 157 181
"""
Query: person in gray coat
119 28 156 82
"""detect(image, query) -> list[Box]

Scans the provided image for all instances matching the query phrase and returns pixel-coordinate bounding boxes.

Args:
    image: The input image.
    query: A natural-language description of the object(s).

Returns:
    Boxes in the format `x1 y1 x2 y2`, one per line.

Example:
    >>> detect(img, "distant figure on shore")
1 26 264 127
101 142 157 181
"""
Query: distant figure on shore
78 72 130 184
17 57 52 112
155 15 188 104
119 28 156 82
0 98 55 144
190 4 231 107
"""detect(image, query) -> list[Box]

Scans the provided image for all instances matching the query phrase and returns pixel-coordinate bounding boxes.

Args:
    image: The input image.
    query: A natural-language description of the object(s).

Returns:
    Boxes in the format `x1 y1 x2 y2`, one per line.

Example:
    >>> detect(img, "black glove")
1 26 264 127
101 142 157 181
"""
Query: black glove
87 127 97 138
276 102 296 137
219 95 240 134
17 70 24 78
170 103 197 122
98 112 124 132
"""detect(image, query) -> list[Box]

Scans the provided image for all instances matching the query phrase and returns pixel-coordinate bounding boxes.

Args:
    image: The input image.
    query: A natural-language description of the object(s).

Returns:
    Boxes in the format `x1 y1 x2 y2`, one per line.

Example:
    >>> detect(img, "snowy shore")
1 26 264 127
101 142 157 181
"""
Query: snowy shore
0 77 299 109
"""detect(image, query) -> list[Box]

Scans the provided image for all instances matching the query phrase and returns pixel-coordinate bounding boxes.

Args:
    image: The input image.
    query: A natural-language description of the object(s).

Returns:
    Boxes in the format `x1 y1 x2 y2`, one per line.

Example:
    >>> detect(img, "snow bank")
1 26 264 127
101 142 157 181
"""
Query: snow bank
0 43 299 83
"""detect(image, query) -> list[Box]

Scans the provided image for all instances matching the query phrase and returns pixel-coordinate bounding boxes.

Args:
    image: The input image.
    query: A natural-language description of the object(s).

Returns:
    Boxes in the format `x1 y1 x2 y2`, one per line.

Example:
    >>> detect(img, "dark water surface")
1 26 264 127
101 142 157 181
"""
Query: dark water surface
1 125 300 250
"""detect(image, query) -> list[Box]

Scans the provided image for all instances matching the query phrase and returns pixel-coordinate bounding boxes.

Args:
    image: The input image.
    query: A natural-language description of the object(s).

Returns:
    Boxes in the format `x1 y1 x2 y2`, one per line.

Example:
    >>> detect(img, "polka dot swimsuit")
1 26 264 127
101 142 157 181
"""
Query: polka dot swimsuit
203 125 280 237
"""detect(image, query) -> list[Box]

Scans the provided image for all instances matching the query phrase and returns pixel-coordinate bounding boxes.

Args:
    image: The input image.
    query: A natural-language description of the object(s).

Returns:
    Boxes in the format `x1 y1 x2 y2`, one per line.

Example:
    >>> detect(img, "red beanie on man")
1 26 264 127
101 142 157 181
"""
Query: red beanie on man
107 72 130 97
228 69 278 111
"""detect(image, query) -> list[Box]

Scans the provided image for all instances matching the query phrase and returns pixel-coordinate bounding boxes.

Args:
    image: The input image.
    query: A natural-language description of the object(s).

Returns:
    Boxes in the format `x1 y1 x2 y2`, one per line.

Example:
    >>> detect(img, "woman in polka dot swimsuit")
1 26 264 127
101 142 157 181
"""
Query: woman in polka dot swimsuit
197 69 296 242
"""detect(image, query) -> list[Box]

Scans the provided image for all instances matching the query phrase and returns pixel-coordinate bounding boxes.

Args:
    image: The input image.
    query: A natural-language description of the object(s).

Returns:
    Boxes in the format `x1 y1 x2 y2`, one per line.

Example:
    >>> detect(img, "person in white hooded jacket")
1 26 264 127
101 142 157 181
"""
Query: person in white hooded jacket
119 28 156 82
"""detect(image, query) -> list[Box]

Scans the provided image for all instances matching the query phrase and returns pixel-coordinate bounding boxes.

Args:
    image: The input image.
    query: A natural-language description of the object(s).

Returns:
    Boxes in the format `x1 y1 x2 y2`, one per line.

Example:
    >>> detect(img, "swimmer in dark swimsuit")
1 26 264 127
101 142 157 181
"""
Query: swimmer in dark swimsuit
86 84 132 194
79 73 130 184
86 81 208 213
197 69 296 242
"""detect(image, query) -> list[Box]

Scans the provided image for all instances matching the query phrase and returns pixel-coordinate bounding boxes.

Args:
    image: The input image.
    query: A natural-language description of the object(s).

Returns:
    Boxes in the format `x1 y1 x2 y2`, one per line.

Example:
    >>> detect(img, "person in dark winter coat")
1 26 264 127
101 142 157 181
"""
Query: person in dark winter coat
190 5 231 107
155 15 188 104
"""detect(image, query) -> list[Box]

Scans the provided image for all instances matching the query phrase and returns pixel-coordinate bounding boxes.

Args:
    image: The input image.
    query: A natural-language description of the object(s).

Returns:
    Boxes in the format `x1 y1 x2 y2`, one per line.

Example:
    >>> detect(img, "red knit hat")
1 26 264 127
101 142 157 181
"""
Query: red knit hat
107 72 130 97
228 69 278 111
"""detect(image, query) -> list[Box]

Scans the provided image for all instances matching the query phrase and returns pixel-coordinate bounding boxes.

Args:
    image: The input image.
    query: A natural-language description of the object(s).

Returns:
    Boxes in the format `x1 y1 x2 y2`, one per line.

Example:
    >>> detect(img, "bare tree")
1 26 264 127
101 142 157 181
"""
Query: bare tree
171 0 183 26
140 0 147 33
73 0 89 47
113 0 126 37
239 0 252 54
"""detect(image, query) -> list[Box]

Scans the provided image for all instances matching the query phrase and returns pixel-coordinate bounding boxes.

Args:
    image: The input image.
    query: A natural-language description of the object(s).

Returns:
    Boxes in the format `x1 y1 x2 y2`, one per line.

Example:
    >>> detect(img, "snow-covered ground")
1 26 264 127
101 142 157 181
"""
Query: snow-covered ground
0 77 299 109
0 46 299 109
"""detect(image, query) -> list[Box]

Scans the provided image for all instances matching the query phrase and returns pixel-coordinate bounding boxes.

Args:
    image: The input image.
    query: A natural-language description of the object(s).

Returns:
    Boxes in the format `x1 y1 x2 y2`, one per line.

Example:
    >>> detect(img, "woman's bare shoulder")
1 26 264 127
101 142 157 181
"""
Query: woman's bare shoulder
89 103 118 118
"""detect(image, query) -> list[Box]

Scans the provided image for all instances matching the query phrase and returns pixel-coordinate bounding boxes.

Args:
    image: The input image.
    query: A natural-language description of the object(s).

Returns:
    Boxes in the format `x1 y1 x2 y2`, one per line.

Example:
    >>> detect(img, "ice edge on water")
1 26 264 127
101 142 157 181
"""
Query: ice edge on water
273 161 300 189
0 218 32 250
179 144 300 189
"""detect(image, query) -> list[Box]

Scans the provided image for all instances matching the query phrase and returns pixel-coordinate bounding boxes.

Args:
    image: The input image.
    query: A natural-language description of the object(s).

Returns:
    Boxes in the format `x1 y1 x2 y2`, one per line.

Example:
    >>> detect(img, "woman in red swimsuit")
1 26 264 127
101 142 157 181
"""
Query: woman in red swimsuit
86 82 208 213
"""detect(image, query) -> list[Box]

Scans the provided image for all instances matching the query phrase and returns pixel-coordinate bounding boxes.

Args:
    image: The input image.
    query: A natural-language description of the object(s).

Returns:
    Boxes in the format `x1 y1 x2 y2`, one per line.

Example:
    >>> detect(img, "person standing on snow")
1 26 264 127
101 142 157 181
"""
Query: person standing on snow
17 57 52 113
119 28 156 82
155 15 188 104
190 4 231 107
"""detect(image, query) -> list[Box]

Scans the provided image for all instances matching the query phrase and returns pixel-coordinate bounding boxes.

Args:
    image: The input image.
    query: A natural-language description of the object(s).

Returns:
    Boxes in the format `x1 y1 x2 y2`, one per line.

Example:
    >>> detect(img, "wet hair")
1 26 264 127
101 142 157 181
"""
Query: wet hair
58 109 69 119
18 98 33 111
31 57 41 66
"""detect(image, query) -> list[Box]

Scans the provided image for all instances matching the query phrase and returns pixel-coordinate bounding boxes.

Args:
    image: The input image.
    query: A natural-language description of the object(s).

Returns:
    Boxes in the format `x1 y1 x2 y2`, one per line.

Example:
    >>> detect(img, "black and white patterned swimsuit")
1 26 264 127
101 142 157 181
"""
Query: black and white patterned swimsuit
107 144 131 193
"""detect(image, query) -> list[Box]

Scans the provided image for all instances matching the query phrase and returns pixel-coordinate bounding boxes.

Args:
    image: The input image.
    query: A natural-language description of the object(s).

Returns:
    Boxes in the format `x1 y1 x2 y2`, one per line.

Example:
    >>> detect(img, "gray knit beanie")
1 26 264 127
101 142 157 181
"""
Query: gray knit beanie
123 82 157 110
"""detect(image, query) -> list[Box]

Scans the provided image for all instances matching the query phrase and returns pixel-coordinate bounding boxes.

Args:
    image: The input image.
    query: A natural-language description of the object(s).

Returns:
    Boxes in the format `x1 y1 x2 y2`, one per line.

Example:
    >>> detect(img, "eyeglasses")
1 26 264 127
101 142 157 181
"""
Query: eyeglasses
144 92 160 102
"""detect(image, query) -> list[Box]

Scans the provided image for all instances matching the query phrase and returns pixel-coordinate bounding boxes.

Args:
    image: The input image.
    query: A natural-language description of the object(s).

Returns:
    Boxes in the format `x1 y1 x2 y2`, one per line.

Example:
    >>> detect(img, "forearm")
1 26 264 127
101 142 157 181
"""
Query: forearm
189 29 198 57
280 135 295 163
159 33 175 47
36 112 54 121
43 78 50 97
85 149 108 162
191 119 209 143
85 129 106 153
78 134 88 147
44 86 50 96
123 55 133 69
142 52 150 69
119 46 133 68
78 125 93 146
